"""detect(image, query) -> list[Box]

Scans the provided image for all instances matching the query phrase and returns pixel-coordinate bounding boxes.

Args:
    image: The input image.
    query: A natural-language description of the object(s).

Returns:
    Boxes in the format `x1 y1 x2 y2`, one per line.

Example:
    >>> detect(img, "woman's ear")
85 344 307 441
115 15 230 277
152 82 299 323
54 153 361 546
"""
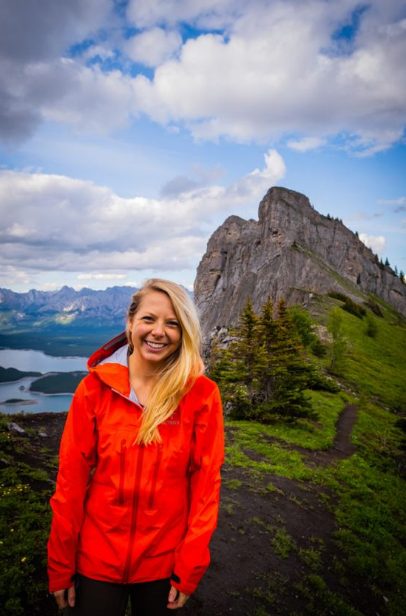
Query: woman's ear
126 320 134 353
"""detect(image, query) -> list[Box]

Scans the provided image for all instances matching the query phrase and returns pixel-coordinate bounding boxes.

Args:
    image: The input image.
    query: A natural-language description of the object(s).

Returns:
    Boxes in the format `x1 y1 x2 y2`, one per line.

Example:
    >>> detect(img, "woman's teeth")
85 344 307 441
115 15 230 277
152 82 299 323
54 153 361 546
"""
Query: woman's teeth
145 340 166 349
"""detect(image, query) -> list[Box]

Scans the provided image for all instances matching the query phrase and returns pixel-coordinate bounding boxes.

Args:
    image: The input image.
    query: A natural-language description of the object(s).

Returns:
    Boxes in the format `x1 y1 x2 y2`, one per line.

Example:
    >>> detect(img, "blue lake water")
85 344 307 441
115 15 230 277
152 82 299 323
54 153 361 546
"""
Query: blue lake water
0 348 88 414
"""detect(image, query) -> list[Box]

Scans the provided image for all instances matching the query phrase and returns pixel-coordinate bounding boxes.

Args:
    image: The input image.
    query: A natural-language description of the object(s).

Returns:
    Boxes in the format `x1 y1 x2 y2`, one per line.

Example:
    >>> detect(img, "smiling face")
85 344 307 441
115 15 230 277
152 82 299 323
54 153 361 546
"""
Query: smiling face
128 290 182 371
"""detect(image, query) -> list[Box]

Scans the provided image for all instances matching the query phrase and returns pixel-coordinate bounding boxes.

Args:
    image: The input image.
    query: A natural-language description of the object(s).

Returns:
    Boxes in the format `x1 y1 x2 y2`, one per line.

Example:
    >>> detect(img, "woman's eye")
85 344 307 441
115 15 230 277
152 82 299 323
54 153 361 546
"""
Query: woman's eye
141 316 154 322
167 321 179 328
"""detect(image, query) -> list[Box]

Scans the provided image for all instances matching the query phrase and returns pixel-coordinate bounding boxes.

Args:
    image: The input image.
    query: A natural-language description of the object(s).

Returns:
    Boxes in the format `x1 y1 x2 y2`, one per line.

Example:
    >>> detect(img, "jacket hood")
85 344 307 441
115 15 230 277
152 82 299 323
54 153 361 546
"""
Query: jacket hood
87 331 131 397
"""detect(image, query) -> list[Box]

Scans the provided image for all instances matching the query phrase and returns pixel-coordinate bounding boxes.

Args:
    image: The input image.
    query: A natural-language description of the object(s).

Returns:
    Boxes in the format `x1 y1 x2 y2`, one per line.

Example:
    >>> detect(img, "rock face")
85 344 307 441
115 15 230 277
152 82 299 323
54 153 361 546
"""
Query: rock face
195 187 406 337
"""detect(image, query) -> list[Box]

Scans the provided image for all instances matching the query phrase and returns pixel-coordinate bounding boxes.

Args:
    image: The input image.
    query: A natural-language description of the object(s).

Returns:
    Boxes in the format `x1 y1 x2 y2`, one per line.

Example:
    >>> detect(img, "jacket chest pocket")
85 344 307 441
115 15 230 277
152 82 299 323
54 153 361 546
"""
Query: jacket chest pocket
117 438 127 505
147 444 163 510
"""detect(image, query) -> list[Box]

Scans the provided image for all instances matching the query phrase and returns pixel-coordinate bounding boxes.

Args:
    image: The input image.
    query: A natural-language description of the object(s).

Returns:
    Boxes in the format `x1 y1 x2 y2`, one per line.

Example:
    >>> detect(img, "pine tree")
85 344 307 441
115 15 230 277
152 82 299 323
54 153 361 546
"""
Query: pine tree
210 298 316 421
255 297 277 404
233 298 260 391
263 299 312 419
208 298 260 419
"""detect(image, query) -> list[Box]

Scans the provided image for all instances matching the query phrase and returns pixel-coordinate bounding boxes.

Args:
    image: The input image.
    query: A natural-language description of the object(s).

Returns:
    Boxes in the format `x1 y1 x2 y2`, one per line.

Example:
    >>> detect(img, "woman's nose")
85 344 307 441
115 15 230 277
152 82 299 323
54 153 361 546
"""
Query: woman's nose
151 321 165 336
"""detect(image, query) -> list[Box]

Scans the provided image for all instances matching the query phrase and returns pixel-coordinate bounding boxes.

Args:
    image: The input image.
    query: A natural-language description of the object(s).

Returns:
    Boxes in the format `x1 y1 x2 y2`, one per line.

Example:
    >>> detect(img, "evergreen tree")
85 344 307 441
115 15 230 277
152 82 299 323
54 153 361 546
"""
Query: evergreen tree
210 298 316 421
209 298 261 419
261 299 312 419
233 298 260 391
255 297 277 404
288 305 316 347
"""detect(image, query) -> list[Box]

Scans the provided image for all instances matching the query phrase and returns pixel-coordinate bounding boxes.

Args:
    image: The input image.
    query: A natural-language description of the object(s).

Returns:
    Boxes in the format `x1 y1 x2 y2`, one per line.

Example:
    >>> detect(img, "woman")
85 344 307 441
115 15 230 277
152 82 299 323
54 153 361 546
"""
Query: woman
48 279 224 615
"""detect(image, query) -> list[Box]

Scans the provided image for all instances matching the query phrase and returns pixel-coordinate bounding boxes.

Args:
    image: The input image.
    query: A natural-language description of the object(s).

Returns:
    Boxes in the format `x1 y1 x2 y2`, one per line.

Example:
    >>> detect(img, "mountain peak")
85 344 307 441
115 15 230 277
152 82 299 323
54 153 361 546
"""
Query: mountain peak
194 186 406 338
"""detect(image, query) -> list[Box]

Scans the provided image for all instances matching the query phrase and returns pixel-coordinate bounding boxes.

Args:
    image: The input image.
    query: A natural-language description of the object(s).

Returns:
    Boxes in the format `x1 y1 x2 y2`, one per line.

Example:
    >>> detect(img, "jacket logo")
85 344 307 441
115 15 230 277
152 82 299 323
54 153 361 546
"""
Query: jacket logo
164 411 180 425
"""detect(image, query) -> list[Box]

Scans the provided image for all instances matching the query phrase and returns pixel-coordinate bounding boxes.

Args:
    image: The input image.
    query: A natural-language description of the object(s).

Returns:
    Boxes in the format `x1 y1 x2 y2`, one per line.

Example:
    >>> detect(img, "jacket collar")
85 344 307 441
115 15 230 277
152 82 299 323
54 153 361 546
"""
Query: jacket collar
87 332 131 397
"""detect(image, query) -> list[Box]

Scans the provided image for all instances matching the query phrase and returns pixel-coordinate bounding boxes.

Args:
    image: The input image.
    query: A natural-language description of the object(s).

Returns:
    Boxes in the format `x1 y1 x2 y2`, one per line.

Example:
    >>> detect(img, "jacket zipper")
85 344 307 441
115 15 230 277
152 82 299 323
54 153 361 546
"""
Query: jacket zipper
123 445 145 582
148 445 163 509
118 439 126 505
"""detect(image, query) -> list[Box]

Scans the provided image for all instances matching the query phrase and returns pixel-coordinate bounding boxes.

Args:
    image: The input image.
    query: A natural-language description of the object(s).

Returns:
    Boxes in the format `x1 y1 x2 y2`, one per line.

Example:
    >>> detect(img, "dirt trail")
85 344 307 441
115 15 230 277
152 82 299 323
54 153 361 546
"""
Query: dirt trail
302 404 358 466
260 404 358 467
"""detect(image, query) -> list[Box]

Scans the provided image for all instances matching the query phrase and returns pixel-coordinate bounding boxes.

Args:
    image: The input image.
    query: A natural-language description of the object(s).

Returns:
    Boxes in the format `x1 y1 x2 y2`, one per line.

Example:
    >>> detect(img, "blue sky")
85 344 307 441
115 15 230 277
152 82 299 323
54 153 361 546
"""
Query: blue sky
0 0 405 292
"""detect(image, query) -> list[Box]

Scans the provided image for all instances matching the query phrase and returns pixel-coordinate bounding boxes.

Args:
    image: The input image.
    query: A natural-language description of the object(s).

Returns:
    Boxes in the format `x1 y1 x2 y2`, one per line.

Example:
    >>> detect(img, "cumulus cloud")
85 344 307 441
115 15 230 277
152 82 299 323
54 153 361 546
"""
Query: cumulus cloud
0 0 112 141
125 28 182 67
0 0 111 63
127 0 406 151
0 0 405 152
359 233 386 255
0 150 285 280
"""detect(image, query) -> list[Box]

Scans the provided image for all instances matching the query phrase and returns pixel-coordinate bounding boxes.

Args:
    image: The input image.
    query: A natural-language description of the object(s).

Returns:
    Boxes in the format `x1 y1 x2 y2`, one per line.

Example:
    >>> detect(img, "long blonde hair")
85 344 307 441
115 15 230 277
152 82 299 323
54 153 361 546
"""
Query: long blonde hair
126 279 204 446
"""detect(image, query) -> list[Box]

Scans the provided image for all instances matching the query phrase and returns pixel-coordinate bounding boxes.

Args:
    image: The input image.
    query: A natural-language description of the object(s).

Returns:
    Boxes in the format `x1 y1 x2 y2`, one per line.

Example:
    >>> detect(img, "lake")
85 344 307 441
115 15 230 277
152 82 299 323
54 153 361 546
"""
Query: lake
0 348 87 372
0 348 88 414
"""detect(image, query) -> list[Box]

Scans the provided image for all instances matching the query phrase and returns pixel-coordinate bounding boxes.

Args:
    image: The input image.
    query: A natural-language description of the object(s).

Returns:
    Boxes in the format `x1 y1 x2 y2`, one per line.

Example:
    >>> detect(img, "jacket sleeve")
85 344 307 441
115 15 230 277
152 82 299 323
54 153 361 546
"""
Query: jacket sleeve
172 383 224 596
47 377 97 592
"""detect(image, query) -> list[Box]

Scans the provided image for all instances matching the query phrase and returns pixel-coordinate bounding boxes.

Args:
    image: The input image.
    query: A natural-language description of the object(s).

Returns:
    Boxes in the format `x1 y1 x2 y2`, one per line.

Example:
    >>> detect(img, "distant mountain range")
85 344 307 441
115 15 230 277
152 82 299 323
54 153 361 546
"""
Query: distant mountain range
0 286 140 355
0 285 138 332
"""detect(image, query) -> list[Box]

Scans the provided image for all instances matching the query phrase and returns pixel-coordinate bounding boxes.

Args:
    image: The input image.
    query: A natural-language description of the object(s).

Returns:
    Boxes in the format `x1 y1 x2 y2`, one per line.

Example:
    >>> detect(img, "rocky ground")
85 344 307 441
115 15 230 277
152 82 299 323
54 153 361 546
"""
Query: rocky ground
4 406 389 616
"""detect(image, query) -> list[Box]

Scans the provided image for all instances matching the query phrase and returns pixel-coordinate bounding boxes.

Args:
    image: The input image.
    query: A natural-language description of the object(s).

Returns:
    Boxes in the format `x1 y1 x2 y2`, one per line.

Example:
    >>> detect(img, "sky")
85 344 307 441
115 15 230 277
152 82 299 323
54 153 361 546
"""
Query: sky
0 0 405 293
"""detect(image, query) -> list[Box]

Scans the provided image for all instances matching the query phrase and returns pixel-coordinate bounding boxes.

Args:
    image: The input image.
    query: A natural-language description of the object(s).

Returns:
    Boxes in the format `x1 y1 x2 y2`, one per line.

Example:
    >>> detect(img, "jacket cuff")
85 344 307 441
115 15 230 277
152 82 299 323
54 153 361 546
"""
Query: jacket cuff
48 573 75 593
170 572 198 596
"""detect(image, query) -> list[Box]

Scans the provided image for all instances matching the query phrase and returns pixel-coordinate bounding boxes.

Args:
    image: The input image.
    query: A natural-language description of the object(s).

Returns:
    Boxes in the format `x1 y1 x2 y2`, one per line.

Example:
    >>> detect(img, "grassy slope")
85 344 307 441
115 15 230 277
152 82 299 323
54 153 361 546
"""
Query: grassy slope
223 298 406 615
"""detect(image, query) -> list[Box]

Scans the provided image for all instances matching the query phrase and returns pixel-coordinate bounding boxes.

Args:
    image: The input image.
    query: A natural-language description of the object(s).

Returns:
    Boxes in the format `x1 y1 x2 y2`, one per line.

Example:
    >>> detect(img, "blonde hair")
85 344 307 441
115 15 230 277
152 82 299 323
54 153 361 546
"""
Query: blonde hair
126 279 204 446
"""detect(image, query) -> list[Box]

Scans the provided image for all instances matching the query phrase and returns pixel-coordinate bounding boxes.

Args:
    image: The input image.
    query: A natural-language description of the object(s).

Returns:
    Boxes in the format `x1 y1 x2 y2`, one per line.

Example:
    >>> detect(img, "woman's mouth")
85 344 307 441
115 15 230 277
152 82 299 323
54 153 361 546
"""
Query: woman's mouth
144 340 167 350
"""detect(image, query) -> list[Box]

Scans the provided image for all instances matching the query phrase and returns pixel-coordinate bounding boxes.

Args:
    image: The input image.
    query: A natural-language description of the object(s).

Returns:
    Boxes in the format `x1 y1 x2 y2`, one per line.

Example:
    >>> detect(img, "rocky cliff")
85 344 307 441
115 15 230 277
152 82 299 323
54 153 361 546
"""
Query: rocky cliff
194 187 406 337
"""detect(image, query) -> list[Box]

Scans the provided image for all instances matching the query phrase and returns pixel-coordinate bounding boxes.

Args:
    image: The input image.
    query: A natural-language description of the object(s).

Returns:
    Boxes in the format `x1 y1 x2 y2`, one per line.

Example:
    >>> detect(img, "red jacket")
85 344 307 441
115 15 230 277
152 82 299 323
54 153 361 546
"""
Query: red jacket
47 333 224 596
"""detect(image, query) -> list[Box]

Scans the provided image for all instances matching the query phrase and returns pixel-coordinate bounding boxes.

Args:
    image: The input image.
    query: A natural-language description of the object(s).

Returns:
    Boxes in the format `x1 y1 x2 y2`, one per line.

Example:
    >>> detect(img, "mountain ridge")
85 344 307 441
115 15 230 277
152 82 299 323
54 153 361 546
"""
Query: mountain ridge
194 186 406 338
0 285 139 331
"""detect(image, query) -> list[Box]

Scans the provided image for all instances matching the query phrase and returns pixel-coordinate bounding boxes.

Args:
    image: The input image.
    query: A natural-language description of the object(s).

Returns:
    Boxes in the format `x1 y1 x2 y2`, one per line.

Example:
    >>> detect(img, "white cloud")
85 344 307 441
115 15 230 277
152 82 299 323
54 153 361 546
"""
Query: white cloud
125 28 182 67
229 149 286 198
30 59 138 134
128 0 406 151
0 0 112 141
0 150 285 284
0 0 405 152
359 233 386 255
287 137 326 152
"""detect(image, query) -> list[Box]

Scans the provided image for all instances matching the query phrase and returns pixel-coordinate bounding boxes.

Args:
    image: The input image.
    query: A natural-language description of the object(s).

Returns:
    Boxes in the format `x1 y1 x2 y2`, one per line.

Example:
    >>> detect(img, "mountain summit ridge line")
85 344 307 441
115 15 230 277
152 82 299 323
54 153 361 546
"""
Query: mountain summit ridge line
194 186 406 338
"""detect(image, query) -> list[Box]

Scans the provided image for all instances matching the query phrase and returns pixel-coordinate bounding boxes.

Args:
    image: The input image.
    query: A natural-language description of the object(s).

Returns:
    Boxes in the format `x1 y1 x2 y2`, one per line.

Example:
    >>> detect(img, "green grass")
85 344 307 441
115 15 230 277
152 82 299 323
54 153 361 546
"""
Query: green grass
318 298 406 410
226 390 348 456
226 426 313 480
223 297 406 615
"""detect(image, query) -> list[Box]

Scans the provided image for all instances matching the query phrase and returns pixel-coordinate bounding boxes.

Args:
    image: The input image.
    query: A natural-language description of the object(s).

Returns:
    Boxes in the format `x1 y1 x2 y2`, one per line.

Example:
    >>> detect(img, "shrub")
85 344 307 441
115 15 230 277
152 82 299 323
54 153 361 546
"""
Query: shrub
365 313 378 338
328 291 366 319
364 300 383 317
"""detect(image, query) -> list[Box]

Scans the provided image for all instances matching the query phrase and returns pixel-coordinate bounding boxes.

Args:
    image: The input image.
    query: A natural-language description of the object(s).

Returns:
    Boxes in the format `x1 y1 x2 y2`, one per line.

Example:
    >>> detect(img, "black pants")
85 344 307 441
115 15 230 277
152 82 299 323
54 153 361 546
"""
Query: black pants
64 574 173 616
